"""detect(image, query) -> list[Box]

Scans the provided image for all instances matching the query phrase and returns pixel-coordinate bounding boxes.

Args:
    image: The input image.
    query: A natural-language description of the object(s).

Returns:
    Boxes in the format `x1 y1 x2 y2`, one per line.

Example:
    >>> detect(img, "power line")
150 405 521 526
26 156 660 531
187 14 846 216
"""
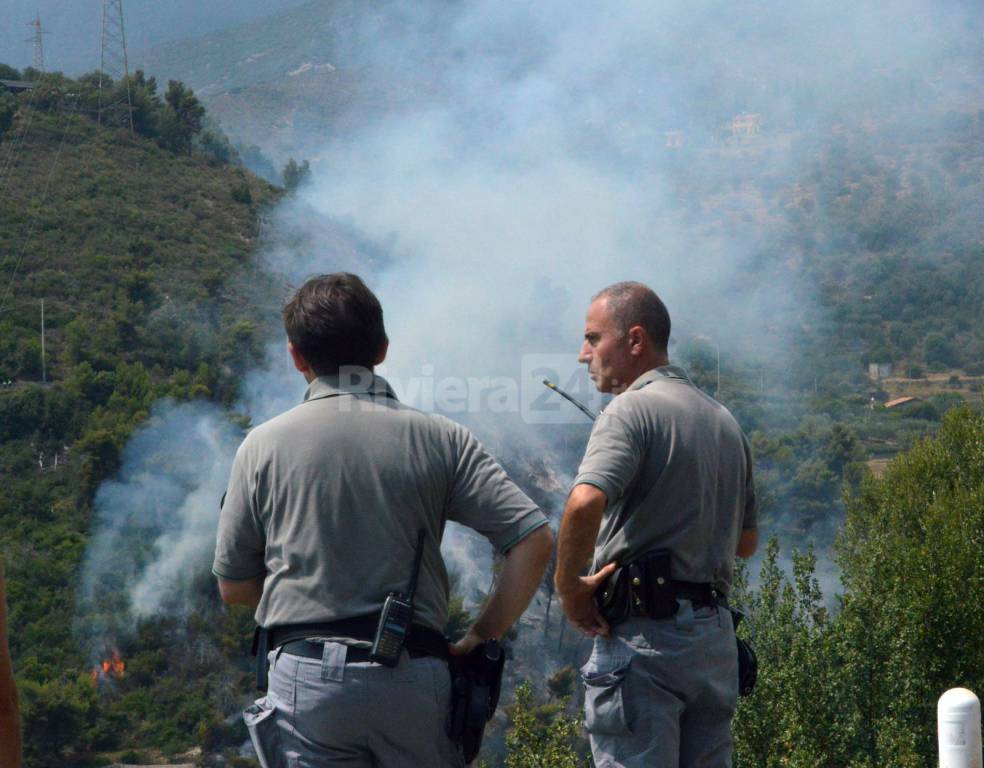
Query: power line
99 0 134 136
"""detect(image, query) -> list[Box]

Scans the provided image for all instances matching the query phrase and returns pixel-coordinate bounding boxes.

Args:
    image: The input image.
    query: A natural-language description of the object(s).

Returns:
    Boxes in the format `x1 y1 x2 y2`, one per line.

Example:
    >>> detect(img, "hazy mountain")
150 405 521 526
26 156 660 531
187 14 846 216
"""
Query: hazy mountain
0 0 311 75
133 0 984 166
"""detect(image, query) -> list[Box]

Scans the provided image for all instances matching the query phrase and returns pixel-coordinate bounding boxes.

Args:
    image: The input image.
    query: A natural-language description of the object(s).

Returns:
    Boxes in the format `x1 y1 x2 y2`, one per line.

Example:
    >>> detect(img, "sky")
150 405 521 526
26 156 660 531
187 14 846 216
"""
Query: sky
0 0 309 74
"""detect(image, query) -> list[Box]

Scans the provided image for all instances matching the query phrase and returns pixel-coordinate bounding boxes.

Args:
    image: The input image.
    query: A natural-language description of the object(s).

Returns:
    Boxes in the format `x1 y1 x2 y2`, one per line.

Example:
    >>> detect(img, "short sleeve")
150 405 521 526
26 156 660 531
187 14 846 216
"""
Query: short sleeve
446 425 548 553
573 409 644 502
741 433 758 531
212 441 266 580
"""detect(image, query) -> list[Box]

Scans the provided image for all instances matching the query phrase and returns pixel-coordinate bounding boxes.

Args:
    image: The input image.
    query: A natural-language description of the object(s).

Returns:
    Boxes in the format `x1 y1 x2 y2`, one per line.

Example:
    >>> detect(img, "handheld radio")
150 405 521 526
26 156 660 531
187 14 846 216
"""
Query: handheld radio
370 528 426 666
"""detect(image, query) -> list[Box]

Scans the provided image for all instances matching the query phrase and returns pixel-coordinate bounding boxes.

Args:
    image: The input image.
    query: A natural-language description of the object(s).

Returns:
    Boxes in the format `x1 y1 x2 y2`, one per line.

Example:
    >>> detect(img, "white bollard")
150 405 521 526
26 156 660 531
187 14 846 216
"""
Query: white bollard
939 688 982 768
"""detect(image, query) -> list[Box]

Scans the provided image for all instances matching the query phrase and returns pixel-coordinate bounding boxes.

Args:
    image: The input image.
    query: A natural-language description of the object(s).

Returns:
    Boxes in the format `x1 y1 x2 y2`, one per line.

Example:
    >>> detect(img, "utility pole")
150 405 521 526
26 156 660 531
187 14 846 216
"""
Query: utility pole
25 14 48 73
40 299 46 384
99 0 134 136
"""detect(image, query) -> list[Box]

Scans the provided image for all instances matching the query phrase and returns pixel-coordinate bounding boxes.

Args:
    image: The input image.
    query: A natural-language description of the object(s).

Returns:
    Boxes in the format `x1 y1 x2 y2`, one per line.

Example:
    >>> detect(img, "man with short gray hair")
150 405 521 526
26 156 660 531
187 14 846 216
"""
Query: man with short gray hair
555 281 758 767
214 272 553 767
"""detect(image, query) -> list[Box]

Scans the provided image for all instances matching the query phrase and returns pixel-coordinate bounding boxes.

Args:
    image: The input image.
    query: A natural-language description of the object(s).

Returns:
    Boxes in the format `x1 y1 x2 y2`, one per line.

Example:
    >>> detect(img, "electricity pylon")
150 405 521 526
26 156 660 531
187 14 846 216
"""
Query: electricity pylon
99 0 134 135
25 15 47 73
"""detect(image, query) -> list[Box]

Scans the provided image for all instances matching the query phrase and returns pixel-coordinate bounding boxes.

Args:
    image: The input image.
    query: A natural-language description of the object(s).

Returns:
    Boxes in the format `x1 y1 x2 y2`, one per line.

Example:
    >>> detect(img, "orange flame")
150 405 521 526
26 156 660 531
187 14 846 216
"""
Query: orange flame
90 649 125 683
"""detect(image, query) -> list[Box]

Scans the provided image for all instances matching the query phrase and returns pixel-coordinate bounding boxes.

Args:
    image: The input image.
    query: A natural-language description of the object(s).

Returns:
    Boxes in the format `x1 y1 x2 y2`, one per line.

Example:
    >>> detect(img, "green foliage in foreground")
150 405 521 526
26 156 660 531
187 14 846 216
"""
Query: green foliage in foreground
503 682 585 768
733 406 984 767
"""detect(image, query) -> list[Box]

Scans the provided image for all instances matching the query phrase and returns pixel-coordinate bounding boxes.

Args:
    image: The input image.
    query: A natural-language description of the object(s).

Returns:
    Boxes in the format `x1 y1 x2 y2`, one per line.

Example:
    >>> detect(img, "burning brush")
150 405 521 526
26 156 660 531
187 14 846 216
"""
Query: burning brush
89 648 125 685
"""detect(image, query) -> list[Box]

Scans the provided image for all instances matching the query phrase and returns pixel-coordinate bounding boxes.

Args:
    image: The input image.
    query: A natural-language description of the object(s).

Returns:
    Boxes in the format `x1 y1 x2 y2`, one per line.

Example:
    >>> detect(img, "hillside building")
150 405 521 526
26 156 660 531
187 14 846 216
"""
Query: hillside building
0 79 35 94
868 362 894 381
664 130 686 148
731 113 761 138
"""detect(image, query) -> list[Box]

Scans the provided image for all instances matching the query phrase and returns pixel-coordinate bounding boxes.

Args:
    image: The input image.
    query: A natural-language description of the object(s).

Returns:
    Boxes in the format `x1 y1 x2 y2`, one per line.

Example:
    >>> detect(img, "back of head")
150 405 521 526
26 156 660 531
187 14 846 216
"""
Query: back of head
283 273 388 376
594 281 671 352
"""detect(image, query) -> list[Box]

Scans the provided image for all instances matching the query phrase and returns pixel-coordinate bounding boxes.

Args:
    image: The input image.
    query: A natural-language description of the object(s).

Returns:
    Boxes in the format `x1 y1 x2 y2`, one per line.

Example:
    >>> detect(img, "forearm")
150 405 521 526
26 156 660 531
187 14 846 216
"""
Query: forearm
554 484 606 595
468 525 553 640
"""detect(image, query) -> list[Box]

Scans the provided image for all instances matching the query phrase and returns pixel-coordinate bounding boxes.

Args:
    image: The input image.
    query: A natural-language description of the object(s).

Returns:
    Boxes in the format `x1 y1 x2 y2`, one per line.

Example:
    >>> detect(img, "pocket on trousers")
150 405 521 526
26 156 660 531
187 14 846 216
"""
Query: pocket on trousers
244 696 282 768
581 659 631 736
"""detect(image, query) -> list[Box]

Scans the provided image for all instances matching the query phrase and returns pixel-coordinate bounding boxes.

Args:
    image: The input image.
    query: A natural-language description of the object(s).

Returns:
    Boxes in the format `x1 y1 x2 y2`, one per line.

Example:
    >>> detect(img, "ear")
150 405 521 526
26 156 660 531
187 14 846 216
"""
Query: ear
374 337 389 366
626 325 646 357
287 342 313 376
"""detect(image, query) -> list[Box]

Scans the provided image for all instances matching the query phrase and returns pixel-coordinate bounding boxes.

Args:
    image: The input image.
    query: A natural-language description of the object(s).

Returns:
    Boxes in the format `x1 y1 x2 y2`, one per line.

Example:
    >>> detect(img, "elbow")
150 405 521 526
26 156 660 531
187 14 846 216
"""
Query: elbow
216 577 262 607
736 528 758 558
217 581 237 606
509 524 555 576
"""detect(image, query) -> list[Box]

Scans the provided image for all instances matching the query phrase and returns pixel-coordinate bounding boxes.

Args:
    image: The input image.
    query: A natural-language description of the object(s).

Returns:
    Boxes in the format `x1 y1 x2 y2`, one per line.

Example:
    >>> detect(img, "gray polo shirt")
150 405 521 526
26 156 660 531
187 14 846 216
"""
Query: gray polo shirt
213 373 548 633
574 365 756 595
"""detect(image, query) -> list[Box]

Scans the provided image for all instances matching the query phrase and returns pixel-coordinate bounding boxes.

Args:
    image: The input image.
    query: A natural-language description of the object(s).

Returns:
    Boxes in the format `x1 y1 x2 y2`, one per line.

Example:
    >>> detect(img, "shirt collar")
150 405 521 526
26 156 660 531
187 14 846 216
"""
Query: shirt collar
303 370 399 402
627 365 691 391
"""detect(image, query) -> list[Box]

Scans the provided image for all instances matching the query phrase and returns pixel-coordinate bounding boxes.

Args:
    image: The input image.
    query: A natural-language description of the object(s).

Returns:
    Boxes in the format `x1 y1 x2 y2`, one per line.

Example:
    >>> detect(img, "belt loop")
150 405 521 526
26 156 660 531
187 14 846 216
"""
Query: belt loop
271 643 286 674
321 641 348 682
674 598 695 631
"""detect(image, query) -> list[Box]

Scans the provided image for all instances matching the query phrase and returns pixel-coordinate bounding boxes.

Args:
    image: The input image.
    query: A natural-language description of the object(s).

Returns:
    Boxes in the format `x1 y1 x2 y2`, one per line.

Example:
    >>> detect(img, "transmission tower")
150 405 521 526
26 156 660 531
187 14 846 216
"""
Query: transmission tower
25 14 47 73
99 0 134 135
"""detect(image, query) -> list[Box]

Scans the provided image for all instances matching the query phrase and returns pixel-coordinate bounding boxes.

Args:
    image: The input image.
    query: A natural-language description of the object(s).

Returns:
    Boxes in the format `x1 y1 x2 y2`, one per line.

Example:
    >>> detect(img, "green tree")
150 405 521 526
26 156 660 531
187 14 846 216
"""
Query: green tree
282 157 312 191
159 80 205 155
733 408 984 767
504 682 585 768
0 90 16 138
924 332 957 369
125 70 162 138
835 407 984 766
19 676 100 766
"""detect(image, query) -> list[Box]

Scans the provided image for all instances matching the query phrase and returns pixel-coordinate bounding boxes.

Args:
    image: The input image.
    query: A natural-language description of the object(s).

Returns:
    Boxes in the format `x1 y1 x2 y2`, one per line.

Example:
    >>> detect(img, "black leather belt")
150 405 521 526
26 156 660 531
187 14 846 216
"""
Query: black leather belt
625 581 725 617
268 614 449 662
670 581 727 608
281 639 435 663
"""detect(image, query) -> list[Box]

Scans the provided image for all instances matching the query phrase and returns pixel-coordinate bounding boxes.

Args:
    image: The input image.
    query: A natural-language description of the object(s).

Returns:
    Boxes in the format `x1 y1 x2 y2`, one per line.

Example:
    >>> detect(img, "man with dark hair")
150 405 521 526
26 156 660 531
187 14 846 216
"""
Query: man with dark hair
555 281 757 768
282 272 388 374
214 272 553 767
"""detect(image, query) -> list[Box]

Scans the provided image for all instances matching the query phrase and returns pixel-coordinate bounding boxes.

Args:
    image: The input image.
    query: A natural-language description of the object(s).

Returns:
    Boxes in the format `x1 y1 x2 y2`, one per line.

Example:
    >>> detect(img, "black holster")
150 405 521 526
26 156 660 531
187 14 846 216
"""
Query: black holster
729 608 758 697
595 549 680 623
448 640 506 765
252 626 272 691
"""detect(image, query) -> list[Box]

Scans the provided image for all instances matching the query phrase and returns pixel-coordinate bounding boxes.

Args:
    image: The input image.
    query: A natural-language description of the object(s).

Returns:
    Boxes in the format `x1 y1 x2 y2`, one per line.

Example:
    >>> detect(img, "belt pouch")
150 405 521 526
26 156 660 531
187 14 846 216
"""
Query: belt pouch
252 626 271 691
729 608 758 697
447 641 506 764
640 549 678 619
595 567 631 624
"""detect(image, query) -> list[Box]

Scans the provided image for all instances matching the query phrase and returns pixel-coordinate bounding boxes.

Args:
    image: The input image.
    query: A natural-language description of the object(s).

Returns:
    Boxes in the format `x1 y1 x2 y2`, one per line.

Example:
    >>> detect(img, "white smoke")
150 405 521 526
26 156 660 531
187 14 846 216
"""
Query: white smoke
76 0 981 631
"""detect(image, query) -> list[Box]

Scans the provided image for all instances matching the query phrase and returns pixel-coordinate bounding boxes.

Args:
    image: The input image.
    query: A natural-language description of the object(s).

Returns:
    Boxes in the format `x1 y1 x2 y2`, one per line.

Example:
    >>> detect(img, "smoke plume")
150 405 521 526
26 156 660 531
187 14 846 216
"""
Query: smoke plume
77 0 982 641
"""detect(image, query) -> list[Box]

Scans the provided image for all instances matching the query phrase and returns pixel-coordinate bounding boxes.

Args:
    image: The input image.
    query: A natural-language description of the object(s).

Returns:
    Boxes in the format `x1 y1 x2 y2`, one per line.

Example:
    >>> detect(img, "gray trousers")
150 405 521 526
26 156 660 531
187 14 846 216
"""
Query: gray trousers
244 643 464 768
581 600 738 768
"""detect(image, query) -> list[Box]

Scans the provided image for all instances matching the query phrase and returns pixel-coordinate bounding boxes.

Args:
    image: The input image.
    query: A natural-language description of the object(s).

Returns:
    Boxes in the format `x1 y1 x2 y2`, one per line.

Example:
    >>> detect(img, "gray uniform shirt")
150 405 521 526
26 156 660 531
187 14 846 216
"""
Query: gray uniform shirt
574 365 756 595
213 373 548 633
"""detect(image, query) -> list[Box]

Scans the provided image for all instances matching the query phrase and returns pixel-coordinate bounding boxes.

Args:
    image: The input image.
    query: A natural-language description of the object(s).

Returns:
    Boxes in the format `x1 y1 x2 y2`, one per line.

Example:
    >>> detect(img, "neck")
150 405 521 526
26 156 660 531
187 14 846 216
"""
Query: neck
613 354 669 394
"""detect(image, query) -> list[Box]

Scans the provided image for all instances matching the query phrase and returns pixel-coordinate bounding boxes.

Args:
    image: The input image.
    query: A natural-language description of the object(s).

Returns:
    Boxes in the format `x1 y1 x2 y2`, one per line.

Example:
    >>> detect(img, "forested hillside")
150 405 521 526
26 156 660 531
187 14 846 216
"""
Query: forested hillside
3 22 984 761
0 66 283 765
